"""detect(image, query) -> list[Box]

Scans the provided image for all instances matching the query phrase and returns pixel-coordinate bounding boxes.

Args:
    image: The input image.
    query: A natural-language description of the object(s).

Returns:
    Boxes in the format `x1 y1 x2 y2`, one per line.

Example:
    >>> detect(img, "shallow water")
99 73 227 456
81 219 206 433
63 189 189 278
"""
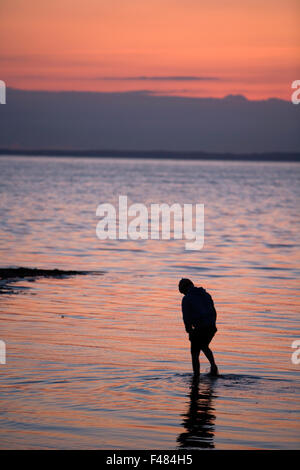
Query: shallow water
0 156 299 449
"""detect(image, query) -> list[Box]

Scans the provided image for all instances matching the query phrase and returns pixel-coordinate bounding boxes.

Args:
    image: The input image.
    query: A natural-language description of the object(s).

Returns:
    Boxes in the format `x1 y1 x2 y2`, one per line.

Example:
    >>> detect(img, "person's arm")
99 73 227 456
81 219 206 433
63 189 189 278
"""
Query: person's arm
207 293 217 323
182 296 193 334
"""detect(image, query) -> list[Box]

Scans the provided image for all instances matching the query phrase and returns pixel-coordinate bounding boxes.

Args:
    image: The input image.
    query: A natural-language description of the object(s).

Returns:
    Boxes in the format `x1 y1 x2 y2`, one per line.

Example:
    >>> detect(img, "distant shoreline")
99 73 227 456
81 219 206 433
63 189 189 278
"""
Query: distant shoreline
0 148 300 161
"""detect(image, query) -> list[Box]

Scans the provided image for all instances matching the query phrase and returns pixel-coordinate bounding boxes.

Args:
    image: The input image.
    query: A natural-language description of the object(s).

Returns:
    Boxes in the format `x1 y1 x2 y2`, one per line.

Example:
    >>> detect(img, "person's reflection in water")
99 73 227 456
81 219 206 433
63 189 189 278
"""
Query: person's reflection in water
177 375 216 449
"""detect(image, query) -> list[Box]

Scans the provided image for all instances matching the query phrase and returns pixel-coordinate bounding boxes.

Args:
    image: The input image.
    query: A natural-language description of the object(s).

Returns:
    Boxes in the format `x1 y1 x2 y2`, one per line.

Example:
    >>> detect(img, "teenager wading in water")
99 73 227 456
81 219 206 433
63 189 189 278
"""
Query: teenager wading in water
179 279 219 376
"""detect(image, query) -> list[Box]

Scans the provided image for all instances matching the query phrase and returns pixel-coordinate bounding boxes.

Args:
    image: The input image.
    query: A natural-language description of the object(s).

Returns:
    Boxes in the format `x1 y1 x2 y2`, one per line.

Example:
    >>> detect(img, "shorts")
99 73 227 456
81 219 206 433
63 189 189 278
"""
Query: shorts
189 325 217 349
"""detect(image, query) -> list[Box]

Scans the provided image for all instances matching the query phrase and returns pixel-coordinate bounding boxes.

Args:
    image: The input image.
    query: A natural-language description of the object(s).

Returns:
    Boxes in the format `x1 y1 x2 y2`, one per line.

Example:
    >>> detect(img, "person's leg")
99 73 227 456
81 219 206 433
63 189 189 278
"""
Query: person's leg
201 345 216 366
190 340 201 376
201 345 218 375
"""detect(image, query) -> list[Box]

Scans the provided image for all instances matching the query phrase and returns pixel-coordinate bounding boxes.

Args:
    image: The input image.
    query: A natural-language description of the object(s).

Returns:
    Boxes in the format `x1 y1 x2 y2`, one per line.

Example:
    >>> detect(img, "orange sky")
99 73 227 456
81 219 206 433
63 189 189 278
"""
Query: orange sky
0 0 299 99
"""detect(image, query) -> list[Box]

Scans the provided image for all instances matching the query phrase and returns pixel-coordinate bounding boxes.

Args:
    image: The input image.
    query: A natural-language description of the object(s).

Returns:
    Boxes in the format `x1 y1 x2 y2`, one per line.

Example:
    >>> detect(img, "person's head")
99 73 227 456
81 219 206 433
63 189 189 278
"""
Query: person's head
178 278 194 295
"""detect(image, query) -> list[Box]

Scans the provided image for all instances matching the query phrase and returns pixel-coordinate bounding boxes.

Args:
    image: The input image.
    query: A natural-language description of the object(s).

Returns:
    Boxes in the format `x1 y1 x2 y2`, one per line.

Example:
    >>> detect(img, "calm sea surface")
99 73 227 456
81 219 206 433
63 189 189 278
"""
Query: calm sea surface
0 156 299 449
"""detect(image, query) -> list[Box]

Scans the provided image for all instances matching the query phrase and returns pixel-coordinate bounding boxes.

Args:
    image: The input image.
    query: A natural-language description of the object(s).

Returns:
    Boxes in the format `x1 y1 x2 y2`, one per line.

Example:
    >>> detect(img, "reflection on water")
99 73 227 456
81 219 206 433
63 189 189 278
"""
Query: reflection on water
177 375 216 449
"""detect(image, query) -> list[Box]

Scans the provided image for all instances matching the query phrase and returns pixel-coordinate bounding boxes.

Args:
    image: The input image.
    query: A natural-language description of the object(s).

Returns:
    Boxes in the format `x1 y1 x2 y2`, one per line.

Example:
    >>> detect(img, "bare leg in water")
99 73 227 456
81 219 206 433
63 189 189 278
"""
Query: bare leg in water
202 346 218 376
191 353 200 376
191 342 201 376
191 342 218 376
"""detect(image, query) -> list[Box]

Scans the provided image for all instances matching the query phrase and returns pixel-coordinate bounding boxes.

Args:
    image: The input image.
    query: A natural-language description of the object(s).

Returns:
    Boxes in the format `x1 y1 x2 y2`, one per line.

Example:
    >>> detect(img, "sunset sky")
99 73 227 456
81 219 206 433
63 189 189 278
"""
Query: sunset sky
0 0 299 99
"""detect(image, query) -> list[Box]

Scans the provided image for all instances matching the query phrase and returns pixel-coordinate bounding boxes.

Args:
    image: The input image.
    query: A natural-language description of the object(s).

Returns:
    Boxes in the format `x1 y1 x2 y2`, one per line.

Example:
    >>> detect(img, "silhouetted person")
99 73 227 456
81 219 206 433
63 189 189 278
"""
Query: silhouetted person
177 375 216 449
179 278 218 376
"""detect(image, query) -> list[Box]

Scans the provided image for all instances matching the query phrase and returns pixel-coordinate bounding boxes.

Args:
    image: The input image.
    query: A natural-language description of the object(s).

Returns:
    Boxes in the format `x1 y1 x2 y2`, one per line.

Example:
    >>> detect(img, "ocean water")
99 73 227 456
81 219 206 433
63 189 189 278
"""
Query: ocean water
0 155 299 449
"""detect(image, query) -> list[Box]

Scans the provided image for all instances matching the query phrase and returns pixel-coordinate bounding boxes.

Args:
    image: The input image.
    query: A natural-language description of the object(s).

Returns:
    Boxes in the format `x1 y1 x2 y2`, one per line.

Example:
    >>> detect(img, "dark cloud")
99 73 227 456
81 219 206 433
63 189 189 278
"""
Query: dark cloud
98 76 220 81
0 88 299 153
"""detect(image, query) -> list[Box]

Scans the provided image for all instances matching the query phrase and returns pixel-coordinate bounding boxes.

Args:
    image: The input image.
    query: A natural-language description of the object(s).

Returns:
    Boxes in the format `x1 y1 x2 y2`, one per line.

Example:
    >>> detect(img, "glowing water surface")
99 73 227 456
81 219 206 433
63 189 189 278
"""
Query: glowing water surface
0 156 299 449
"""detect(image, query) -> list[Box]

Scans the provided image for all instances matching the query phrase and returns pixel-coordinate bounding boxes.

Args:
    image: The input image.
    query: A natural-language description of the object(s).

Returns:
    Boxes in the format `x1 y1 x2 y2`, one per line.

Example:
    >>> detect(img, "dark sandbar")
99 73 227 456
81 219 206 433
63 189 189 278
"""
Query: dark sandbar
0 267 88 280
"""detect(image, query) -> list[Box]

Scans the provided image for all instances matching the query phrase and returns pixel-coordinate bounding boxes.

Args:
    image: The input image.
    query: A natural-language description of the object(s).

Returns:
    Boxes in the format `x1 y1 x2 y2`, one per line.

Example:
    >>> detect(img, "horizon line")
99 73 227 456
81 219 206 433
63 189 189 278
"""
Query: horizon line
0 148 299 162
